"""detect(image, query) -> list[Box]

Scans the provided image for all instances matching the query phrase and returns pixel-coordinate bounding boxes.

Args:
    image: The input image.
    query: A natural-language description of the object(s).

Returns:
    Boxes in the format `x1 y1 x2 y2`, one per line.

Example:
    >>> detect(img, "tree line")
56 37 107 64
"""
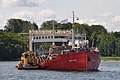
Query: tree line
0 19 120 60
41 20 120 56
0 19 38 60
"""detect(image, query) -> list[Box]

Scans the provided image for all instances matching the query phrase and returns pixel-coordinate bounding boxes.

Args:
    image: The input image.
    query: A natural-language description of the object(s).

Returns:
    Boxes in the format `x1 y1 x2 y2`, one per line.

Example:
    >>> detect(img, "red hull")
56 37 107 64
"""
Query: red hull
39 50 100 71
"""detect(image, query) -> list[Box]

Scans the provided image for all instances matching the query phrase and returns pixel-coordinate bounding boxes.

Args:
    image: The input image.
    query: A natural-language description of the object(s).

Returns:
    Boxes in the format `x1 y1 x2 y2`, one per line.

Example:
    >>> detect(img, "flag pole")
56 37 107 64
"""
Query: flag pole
52 20 55 45
72 11 75 49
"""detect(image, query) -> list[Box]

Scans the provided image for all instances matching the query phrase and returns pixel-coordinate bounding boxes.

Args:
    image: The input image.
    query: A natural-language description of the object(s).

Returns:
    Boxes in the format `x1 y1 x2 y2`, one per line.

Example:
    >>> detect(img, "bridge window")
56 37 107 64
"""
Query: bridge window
55 36 58 38
36 37 38 39
59 36 65 38
83 37 85 40
48 36 50 38
33 37 35 39
39 37 41 39
42 36 44 39
78 37 81 39
45 36 47 39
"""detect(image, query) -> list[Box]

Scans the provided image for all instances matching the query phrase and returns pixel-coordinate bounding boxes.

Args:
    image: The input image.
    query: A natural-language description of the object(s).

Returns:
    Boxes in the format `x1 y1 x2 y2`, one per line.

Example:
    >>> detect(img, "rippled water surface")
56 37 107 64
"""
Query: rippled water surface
0 61 120 80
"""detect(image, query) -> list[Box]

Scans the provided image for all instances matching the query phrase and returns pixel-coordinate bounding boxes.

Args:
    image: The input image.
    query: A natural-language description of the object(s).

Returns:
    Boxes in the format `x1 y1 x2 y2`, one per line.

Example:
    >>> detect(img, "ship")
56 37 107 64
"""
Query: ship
16 12 101 71
39 47 100 71
16 46 100 71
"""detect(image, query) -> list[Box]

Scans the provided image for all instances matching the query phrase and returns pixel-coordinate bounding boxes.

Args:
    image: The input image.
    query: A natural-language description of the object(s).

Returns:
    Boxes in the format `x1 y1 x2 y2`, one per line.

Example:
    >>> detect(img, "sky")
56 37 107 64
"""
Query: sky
0 0 120 32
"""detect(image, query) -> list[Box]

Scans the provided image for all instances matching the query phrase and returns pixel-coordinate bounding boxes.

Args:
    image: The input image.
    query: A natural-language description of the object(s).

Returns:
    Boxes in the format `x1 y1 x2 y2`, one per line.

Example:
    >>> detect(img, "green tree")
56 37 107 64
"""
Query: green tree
97 32 120 56
41 20 120 57
4 18 38 33
57 22 72 30
4 19 23 33
90 25 107 35
113 31 120 38
0 31 27 60
41 20 57 30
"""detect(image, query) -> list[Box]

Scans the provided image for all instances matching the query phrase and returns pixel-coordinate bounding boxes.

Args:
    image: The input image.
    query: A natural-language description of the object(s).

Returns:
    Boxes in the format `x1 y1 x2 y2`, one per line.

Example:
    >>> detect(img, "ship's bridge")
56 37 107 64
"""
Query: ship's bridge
29 30 88 51
30 30 71 43
29 30 72 51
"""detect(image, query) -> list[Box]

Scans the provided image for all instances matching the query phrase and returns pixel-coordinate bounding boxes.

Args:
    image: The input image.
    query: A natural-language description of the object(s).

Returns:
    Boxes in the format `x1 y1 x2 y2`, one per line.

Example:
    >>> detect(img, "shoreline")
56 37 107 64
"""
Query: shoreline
0 58 20 61
101 57 120 62
101 60 120 62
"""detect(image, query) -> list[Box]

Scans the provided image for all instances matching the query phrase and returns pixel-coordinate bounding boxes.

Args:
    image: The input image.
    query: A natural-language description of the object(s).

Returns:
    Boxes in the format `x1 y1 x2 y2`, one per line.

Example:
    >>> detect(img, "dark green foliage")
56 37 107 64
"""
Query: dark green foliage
4 18 38 33
0 19 120 61
113 31 120 38
90 25 107 34
41 20 72 30
97 33 120 56
41 20 57 30
0 31 27 60
57 22 72 30
41 20 120 57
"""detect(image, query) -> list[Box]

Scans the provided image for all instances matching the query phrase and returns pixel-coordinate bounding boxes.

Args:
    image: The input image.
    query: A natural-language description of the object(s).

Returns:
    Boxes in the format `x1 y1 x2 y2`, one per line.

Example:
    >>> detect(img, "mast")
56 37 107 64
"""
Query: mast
72 11 75 49
52 20 55 45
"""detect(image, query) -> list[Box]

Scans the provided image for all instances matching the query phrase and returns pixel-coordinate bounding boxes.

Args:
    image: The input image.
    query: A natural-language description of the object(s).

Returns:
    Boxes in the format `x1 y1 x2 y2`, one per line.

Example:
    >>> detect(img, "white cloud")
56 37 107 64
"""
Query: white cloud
87 19 98 25
12 9 56 20
107 23 120 32
0 15 3 19
99 12 112 17
87 22 106 26
2 0 47 7
38 9 56 19
72 18 106 27
0 15 7 29
0 9 56 29
75 19 85 24
112 15 120 22
9 9 56 28
88 19 96 22
83 19 106 26
12 11 34 19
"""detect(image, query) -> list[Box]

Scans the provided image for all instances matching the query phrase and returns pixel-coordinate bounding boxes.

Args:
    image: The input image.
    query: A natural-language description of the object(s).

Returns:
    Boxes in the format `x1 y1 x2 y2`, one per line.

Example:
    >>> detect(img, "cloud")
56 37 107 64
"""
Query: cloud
9 9 56 27
12 9 56 20
75 20 85 24
12 11 34 19
71 18 106 27
0 15 3 19
38 9 56 19
107 22 120 32
2 0 47 7
0 15 7 29
76 19 106 26
99 12 112 17
0 9 56 29
87 21 106 26
112 15 120 22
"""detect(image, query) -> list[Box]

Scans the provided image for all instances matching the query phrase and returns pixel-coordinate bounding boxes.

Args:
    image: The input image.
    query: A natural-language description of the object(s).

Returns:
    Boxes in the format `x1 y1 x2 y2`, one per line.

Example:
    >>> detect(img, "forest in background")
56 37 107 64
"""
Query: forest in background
0 19 120 60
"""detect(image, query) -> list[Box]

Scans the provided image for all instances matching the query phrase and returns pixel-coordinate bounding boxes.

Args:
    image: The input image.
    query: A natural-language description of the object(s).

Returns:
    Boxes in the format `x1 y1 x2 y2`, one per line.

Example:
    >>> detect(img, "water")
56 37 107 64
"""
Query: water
0 61 120 80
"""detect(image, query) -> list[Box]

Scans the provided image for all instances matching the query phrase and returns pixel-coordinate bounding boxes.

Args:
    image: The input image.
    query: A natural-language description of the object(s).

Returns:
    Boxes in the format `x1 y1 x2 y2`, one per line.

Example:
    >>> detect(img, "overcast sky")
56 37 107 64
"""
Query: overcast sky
0 0 120 32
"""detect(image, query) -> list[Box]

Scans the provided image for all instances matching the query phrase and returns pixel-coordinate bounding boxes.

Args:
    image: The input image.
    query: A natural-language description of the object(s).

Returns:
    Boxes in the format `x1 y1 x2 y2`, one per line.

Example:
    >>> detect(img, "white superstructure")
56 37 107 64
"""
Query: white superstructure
29 30 88 51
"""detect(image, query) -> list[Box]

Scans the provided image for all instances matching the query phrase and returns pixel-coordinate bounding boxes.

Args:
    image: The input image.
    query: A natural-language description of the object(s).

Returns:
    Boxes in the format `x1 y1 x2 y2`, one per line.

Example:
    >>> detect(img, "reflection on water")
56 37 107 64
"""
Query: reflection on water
0 61 120 80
